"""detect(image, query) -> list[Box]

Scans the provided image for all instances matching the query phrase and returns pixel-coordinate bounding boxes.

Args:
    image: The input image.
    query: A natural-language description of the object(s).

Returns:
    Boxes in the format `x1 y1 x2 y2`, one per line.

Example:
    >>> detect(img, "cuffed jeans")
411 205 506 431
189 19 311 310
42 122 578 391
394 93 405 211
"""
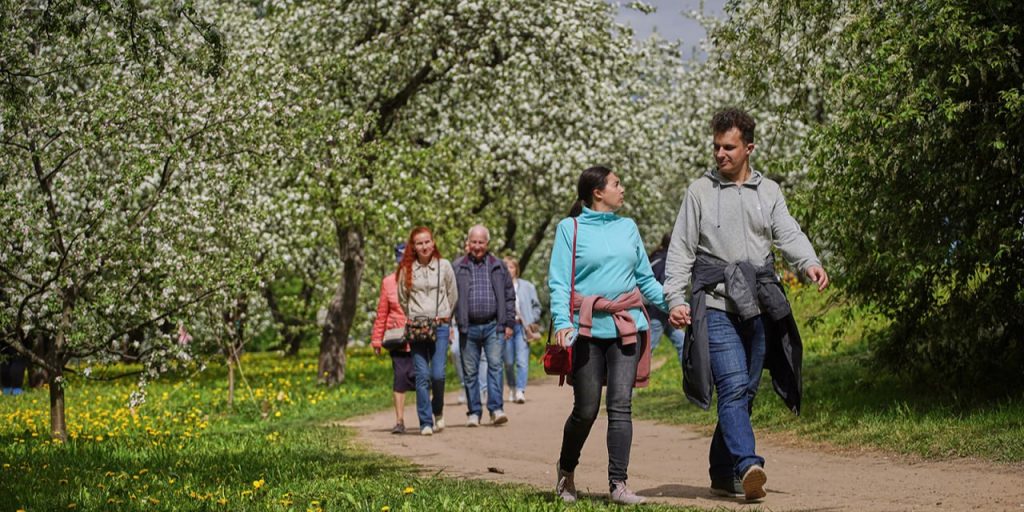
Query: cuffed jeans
559 334 640 484
461 321 504 416
648 317 685 369
410 324 449 428
707 309 766 481
503 323 529 392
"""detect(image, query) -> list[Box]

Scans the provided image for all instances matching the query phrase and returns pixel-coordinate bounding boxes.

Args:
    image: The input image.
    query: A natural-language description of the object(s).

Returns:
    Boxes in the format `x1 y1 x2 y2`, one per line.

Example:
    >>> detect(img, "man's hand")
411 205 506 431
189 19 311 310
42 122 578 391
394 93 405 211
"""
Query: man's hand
555 328 575 348
669 305 691 328
505 326 513 340
806 266 829 292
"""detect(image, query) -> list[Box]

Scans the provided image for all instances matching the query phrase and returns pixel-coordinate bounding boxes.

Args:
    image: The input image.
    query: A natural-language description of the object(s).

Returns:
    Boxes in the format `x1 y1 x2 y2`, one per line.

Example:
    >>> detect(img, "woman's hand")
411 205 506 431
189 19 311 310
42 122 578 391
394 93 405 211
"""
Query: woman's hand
555 328 575 348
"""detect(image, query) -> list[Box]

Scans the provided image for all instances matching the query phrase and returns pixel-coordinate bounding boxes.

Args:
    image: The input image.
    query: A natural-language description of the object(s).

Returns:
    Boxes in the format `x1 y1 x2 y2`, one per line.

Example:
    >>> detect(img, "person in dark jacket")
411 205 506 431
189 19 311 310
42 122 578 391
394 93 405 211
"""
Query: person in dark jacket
647 233 685 369
453 224 516 427
664 108 829 502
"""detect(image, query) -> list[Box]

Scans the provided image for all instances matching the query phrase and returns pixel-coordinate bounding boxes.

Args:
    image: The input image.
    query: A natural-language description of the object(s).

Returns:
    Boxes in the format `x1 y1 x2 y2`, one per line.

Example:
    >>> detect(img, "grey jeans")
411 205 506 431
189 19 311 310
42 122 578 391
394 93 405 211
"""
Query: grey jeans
558 334 641 483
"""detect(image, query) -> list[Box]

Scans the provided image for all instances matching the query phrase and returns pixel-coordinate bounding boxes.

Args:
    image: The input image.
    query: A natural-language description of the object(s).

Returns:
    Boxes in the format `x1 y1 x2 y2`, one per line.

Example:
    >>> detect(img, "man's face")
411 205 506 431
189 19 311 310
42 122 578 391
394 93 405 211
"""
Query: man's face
713 127 754 179
467 230 489 259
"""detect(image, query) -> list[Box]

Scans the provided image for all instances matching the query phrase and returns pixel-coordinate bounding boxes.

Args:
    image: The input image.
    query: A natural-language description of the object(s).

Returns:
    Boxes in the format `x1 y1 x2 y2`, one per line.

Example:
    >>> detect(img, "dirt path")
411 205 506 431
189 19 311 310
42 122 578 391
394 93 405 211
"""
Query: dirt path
340 373 1024 511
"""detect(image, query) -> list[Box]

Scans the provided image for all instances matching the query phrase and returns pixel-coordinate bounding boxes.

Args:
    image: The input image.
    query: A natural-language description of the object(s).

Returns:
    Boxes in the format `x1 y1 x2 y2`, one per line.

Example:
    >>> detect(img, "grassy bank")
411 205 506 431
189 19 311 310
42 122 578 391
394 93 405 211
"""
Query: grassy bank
1 349 695 511
634 285 1024 463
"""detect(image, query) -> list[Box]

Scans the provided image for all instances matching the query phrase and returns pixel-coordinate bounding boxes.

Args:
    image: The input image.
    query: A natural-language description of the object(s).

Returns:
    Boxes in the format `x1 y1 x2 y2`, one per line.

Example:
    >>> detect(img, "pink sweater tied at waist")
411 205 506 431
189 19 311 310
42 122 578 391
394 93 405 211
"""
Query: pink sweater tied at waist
571 288 652 388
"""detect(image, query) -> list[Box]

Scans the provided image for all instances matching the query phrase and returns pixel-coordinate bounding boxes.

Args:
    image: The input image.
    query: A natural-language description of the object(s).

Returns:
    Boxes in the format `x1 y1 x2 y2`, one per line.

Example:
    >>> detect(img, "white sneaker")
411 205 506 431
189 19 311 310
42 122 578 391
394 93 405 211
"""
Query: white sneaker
457 391 467 404
466 414 480 427
490 409 509 425
514 390 526 403
434 416 445 432
420 426 433 436
508 390 516 402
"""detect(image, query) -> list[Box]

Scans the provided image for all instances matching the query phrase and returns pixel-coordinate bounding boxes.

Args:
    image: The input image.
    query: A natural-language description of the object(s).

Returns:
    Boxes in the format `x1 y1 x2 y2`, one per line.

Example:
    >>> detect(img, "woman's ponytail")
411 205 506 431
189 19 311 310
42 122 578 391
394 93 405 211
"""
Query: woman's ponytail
568 198 584 218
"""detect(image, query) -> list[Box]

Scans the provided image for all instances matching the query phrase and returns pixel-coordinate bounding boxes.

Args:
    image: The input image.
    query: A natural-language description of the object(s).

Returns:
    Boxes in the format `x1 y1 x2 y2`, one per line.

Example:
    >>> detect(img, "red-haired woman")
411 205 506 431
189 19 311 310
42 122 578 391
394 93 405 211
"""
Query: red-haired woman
397 227 458 436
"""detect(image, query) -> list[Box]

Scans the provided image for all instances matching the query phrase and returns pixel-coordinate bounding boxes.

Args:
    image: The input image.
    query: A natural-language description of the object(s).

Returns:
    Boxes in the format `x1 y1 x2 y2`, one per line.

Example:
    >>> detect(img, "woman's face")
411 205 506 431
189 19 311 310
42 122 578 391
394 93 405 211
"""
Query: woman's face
593 172 625 211
413 232 435 262
504 260 518 279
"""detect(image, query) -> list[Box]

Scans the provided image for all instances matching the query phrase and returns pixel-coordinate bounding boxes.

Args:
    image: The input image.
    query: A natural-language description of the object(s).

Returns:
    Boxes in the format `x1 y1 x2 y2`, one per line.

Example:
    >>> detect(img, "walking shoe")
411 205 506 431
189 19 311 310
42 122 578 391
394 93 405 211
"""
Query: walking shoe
514 389 526 403
390 422 406 435
741 465 767 501
457 391 467 404
555 463 577 503
490 409 509 425
710 477 743 498
508 390 516 402
610 480 645 505
434 416 445 432
466 414 480 427
420 426 433 436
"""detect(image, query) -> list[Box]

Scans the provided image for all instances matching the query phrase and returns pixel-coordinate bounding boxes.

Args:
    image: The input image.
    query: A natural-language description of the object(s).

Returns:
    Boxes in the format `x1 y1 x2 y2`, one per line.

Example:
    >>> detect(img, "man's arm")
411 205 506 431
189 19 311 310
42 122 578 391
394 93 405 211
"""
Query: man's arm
498 262 515 338
770 189 828 291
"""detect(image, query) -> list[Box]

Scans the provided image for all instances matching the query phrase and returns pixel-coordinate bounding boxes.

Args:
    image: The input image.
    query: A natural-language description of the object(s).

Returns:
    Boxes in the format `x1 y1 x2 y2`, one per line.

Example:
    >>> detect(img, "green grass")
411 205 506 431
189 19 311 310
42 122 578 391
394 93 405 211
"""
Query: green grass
634 285 1024 463
1 348 700 511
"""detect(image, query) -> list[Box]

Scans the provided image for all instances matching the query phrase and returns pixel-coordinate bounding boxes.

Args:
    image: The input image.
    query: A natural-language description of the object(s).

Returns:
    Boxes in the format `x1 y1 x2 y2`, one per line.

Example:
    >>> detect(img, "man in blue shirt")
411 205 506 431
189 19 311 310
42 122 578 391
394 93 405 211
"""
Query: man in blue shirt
453 225 516 427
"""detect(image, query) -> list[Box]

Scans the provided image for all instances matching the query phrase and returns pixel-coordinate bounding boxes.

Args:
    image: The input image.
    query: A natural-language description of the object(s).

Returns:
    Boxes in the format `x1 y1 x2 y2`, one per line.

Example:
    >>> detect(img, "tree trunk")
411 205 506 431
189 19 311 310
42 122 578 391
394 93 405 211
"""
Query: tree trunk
227 356 236 408
48 367 66 441
518 214 553 275
317 226 364 386
49 295 72 441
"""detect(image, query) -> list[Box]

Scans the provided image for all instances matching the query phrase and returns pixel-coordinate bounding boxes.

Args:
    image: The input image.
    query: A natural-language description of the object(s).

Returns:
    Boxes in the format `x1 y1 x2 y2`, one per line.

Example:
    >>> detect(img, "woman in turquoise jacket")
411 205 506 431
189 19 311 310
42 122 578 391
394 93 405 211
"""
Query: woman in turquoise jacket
549 166 667 505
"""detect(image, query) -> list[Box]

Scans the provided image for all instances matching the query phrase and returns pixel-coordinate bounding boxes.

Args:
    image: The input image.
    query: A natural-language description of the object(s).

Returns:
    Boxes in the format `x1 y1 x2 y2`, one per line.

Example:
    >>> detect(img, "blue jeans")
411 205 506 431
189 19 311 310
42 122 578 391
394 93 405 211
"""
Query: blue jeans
503 323 529 392
707 309 767 481
410 324 450 428
559 335 640 483
450 330 486 392
648 317 685 369
460 321 504 416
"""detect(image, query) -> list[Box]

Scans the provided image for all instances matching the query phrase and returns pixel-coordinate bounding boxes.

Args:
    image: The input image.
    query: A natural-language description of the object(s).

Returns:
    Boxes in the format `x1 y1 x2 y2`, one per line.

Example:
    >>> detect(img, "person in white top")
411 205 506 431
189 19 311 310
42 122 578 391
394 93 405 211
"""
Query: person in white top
502 256 542 403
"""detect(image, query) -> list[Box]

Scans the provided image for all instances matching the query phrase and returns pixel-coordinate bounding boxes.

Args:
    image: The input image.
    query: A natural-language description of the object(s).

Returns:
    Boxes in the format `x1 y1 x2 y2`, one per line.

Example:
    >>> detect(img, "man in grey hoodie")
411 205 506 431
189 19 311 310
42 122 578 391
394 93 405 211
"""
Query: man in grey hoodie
664 108 829 501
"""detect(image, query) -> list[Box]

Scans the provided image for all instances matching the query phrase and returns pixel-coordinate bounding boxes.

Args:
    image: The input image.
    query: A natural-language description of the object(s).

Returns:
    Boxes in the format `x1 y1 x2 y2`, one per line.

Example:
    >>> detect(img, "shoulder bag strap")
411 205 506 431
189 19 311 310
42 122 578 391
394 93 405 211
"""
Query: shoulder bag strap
434 260 441 320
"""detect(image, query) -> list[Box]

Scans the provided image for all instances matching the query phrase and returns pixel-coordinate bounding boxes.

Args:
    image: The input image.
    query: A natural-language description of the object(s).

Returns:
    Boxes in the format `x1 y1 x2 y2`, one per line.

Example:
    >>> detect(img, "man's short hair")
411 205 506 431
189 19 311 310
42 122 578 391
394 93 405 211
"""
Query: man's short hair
711 108 756 145
468 224 490 242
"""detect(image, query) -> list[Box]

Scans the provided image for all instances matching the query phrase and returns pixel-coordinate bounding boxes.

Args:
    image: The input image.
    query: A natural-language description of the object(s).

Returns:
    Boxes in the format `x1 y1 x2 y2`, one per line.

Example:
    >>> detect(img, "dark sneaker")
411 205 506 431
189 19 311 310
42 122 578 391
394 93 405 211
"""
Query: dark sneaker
710 477 743 498
555 463 577 503
610 480 645 505
390 422 406 435
741 465 767 501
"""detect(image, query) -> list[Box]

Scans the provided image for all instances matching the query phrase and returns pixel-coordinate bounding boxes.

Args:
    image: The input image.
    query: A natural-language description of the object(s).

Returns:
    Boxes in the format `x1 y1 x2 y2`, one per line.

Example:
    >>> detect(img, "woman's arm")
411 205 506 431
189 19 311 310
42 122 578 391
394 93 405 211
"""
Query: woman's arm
632 221 668 312
547 219 575 332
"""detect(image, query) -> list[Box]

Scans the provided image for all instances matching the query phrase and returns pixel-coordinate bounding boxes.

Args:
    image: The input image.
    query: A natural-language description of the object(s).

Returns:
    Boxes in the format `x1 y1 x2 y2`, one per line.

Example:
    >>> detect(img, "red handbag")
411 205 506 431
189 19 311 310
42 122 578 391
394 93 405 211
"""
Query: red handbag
543 218 577 386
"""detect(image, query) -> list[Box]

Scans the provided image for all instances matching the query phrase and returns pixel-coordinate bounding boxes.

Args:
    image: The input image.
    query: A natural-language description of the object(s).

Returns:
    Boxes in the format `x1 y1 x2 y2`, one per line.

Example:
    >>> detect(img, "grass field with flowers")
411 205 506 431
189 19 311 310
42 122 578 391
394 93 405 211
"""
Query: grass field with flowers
0 347 698 511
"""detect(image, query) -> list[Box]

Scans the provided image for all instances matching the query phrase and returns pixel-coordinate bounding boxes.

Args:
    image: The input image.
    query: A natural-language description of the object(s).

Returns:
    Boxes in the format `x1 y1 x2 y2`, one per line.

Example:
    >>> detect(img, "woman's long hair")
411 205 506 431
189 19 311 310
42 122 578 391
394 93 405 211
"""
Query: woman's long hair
397 226 443 291
568 165 613 217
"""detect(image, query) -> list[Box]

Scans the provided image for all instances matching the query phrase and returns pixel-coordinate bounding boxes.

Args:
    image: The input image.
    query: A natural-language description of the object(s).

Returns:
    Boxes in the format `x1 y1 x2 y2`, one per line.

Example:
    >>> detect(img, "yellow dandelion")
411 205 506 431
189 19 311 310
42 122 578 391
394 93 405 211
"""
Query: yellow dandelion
403 486 415 494
381 507 391 512
217 497 228 505
274 411 282 417
67 503 77 509
252 478 265 489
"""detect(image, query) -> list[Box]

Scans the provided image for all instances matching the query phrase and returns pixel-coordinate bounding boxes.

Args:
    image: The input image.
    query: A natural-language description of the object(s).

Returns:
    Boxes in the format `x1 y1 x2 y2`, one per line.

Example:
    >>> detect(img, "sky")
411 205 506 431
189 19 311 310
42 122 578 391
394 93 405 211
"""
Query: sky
610 0 728 58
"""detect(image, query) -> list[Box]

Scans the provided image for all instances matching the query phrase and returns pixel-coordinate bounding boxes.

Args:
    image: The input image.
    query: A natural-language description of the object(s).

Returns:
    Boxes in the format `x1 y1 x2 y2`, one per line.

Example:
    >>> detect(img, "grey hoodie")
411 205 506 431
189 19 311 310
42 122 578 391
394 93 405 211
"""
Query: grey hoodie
664 168 821 314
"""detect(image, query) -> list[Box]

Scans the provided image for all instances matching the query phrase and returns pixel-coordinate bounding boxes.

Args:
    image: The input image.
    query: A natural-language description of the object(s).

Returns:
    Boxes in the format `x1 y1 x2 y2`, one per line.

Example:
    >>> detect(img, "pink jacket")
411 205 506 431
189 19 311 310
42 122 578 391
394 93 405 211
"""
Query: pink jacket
371 273 408 351
573 288 651 388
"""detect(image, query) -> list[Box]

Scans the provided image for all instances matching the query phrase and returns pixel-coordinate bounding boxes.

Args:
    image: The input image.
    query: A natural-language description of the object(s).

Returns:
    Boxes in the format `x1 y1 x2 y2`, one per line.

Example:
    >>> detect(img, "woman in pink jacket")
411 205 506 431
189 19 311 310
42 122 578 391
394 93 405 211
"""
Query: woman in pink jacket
371 243 413 434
